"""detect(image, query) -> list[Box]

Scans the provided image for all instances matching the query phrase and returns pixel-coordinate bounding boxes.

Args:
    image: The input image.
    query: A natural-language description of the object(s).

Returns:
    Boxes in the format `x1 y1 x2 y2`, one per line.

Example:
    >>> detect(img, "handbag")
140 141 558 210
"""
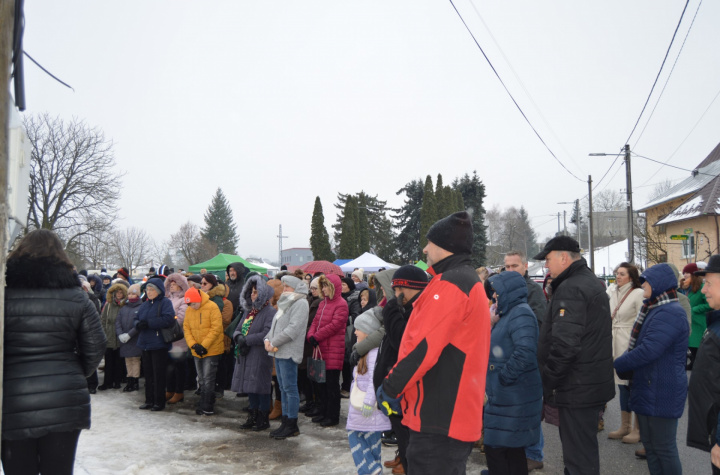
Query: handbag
307 347 326 383
350 382 366 410
161 317 184 343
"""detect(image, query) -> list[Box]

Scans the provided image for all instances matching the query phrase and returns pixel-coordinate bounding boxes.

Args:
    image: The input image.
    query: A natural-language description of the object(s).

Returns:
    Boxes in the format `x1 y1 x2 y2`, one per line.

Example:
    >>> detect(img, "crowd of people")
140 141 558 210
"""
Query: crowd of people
5 214 720 474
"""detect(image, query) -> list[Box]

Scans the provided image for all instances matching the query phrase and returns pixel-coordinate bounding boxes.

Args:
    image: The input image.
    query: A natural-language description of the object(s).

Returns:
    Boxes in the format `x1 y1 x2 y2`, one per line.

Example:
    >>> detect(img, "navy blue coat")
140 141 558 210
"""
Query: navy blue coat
614 264 689 419
134 277 175 351
484 272 542 448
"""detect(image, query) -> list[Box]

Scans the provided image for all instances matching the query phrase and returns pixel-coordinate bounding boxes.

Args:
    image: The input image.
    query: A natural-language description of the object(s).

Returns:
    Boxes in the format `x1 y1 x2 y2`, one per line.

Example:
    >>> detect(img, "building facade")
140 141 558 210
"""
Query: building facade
281 248 314 267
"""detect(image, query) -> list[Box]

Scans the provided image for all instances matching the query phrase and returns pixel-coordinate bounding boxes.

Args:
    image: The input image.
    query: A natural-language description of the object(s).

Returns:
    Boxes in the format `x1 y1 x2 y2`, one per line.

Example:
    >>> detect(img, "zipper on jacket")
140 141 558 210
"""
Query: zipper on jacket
413 381 421 416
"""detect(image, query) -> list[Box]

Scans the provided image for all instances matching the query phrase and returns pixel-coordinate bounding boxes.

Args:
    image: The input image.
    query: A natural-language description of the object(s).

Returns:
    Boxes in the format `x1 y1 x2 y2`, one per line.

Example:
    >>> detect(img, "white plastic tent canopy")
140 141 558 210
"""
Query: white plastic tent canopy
338 252 399 273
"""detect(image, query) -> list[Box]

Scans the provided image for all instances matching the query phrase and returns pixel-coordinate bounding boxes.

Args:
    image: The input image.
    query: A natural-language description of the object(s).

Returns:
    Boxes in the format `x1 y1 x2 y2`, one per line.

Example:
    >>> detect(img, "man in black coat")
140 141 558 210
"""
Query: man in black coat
225 262 247 314
533 236 614 475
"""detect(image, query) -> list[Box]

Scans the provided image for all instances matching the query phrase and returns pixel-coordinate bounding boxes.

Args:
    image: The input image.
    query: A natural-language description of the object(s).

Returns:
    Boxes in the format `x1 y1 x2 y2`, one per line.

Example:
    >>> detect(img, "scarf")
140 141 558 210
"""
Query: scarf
274 292 305 320
628 288 677 351
241 300 269 336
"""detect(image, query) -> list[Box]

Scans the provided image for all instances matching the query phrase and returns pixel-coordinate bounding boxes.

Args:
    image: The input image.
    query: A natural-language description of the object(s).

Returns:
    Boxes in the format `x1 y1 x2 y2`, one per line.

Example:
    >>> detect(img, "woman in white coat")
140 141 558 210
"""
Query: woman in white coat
607 262 645 443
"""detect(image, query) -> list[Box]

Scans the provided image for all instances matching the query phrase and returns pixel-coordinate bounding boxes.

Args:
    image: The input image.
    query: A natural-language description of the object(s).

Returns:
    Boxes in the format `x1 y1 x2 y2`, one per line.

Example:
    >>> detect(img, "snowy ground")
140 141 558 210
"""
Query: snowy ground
73 384 489 475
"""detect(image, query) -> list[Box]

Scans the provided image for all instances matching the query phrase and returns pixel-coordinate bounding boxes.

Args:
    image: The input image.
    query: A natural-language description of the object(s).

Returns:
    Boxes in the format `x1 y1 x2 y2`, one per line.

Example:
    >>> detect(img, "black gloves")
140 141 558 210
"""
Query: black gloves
136 320 149 330
192 343 208 356
309 336 319 347
235 334 246 348
349 349 361 366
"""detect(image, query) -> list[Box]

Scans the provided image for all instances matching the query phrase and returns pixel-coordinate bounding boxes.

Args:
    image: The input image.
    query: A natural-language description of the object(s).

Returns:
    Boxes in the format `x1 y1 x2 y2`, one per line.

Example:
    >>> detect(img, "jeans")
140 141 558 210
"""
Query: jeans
348 430 383 475
248 393 272 412
142 349 169 407
525 424 544 461
618 385 630 412
1 429 81 475
406 429 473 475
194 354 221 395
637 415 682 474
275 357 300 418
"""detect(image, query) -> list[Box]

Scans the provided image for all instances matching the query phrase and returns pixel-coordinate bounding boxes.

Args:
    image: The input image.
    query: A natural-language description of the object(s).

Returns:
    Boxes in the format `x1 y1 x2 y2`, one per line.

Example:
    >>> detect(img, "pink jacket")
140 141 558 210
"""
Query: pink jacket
165 273 189 352
307 274 348 370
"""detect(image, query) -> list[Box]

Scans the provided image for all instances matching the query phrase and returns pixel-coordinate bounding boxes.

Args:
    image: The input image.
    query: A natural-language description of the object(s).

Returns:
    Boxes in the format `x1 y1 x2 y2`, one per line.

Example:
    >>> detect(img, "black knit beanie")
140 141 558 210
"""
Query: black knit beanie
391 265 429 290
426 211 473 255
341 277 356 292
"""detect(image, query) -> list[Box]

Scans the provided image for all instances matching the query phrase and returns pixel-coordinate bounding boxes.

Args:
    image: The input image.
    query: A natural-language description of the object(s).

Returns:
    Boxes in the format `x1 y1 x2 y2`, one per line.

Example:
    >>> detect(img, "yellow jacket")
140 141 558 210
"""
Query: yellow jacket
183 290 224 358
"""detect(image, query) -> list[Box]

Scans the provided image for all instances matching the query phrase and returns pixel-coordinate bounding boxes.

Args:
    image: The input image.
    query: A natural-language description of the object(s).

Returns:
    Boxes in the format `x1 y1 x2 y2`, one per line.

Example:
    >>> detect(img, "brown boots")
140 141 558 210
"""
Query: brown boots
608 411 632 439
168 392 184 404
622 414 641 444
268 400 282 420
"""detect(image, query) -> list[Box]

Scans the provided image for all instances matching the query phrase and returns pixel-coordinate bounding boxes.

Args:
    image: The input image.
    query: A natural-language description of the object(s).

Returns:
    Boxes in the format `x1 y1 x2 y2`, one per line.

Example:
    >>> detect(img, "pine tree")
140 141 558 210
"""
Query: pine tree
310 197 335 261
333 192 396 262
435 174 447 220
419 175 437 255
357 193 370 254
393 179 424 264
201 188 238 254
452 172 487 267
338 195 359 258
455 189 465 212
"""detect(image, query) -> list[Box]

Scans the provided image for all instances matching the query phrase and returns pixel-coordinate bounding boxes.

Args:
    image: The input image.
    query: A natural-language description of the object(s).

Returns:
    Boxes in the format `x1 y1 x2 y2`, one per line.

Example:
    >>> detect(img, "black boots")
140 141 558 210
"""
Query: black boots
273 418 299 439
195 391 216 416
240 409 257 429
123 377 138 392
270 416 288 437
253 411 270 431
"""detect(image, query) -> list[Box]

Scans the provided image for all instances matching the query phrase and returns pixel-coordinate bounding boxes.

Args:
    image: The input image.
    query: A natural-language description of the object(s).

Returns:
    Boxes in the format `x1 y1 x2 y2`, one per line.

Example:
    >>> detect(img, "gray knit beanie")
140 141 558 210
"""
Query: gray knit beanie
354 308 381 335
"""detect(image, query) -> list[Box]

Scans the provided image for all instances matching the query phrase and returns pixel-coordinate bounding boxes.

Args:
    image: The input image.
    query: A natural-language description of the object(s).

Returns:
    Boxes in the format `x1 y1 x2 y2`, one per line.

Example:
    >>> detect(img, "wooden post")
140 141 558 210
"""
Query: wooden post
0 0 17 435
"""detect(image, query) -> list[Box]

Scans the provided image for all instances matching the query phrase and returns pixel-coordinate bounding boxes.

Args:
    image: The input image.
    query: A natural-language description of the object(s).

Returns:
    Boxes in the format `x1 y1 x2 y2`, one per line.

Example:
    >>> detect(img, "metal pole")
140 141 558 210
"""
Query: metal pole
625 144 634 263
563 210 567 236
575 198 580 244
277 225 288 266
588 175 595 273
557 212 561 235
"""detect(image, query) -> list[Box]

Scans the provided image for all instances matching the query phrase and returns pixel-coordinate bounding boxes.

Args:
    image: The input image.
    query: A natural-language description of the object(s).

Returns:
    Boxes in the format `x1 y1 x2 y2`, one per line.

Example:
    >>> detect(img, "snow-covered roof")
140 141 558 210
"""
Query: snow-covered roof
638 159 720 211
655 176 720 225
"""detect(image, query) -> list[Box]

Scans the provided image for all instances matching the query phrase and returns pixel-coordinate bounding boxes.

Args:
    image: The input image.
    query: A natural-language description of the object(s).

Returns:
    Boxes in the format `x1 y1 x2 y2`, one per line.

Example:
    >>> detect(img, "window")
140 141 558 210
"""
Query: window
299 256 304 263
682 235 695 258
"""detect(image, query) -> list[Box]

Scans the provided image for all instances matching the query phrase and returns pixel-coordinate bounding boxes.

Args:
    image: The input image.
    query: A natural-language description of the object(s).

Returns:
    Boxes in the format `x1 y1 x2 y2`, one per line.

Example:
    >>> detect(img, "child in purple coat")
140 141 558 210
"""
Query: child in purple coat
346 310 391 475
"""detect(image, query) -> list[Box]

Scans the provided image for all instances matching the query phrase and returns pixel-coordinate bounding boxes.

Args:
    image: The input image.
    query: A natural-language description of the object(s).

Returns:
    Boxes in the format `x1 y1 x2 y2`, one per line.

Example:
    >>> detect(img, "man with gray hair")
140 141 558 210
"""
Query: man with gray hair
533 236 614 475
504 250 547 472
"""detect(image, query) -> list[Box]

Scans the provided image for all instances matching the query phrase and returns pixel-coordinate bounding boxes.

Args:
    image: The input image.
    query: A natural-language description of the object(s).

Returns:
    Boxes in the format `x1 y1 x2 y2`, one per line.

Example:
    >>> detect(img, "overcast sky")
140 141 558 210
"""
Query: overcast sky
21 0 720 262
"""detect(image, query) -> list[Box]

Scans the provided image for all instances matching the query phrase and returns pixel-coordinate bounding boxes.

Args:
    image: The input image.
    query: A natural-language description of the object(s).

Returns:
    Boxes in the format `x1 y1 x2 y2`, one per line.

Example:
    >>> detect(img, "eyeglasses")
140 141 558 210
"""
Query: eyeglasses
201 281 209 286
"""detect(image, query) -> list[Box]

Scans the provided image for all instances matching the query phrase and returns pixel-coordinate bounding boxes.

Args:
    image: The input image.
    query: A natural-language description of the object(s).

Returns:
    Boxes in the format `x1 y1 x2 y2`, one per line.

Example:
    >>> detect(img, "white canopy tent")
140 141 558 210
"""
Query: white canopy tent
339 252 399 273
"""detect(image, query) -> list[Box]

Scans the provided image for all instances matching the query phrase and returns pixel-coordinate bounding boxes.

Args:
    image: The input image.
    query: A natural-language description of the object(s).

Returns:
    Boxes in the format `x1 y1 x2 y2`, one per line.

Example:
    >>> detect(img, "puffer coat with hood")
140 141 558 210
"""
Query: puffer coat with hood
306 274 349 370
101 282 128 350
183 290 224 358
207 283 226 314
3 256 106 440
231 275 276 394
614 264 689 419
134 277 175 351
225 262 247 313
164 273 189 352
483 272 542 448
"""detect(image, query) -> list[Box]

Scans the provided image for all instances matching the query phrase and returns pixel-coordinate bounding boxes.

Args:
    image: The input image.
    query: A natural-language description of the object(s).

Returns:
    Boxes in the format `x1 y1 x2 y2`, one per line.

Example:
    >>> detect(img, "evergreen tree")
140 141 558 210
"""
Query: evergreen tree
201 188 238 254
310 196 335 261
393 179 424 264
455 189 465 212
452 172 487 267
338 195 359 258
357 193 370 254
419 175 437 255
333 192 396 262
435 174 447 220
517 206 539 258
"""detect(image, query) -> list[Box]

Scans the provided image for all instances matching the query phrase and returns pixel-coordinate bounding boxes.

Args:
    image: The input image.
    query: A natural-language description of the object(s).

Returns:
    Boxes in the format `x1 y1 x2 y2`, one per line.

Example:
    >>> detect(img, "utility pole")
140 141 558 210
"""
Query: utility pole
575 198 580 244
624 144 634 263
277 225 288 267
557 212 561 235
563 210 567 236
1 0 17 438
588 175 595 273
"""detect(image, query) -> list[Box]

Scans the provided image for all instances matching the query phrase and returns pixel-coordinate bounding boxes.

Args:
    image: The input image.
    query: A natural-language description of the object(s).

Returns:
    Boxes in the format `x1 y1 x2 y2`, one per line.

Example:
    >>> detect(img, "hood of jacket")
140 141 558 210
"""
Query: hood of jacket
318 274 343 303
164 273 189 294
6 256 80 290
359 287 378 309
226 262 247 283
488 271 528 317
146 277 167 300
240 275 274 311
641 264 678 300
87 274 104 293
105 282 129 306
374 269 396 300
207 283 226 300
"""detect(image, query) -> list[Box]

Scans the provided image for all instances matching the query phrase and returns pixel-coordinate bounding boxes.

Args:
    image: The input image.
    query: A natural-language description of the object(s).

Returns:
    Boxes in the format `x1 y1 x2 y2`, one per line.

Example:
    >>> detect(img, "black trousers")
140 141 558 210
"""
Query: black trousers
215 352 235 390
484 446 527 475
391 415 410 473
341 357 353 392
406 429 473 475
166 351 188 393
318 369 341 422
101 348 122 387
1 429 81 475
558 405 603 475
142 349 169 407
86 370 98 390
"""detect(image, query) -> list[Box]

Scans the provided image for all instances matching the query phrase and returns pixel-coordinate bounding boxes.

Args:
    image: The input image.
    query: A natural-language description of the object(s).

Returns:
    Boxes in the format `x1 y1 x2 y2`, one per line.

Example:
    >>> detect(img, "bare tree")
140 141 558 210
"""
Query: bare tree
593 189 625 212
111 227 152 273
24 113 124 249
76 228 115 269
648 179 674 202
169 222 217 266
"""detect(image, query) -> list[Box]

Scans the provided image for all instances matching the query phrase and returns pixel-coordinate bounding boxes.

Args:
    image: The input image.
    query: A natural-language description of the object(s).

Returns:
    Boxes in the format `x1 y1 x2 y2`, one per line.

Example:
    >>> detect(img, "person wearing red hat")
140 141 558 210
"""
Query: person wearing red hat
683 263 711 370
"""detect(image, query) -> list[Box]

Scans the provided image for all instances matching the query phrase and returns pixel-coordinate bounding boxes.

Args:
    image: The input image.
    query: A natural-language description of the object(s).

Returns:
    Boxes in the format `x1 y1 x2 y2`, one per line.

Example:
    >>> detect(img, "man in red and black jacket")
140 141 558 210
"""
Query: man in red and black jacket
378 211 491 475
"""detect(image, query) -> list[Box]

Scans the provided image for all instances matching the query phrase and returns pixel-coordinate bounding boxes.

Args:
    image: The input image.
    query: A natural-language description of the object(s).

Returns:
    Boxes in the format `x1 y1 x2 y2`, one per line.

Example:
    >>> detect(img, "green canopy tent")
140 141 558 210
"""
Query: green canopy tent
188 253 266 279
414 260 429 270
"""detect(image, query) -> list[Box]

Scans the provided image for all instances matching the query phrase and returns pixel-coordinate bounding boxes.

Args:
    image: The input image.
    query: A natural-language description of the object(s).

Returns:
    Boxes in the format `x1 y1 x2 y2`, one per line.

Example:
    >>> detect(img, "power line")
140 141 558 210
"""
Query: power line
448 0 584 183
632 152 717 177
24 51 74 91
624 0 690 145
632 0 703 149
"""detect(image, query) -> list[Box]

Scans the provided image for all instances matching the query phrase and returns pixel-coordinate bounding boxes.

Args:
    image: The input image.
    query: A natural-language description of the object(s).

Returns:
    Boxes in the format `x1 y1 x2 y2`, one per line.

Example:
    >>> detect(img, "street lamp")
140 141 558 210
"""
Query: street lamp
589 145 634 263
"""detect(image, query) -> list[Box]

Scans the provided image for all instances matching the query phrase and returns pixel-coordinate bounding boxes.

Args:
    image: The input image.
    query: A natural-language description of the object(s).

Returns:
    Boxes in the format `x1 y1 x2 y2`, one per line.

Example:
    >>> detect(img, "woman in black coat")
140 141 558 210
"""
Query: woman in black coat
2 229 107 475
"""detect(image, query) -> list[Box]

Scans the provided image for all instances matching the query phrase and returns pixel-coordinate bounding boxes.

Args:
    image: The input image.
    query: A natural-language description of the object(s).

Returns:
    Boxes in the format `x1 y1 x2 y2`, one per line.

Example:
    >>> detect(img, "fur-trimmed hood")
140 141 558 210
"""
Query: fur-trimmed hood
317 274 342 303
87 274 104 294
6 256 80 290
105 282 129 307
240 275 274 311
164 273 189 295
207 283 226 301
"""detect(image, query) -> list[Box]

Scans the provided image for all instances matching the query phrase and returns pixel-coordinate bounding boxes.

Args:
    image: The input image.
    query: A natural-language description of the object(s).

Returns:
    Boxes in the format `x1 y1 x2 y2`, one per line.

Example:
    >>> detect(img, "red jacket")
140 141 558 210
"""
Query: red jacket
307 274 348 370
384 254 490 442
